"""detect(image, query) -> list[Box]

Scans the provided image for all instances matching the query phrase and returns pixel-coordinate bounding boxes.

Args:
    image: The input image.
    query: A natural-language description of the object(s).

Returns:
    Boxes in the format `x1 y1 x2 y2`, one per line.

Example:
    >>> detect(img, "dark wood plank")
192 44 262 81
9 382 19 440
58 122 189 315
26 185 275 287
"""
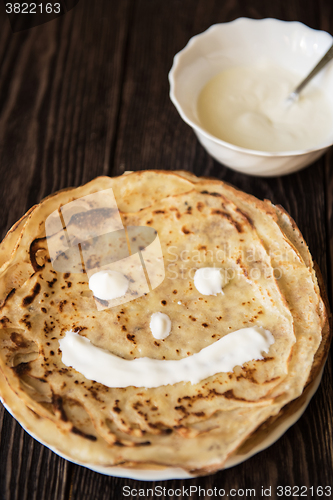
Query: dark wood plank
325 150 333 322
0 407 71 500
0 0 131 240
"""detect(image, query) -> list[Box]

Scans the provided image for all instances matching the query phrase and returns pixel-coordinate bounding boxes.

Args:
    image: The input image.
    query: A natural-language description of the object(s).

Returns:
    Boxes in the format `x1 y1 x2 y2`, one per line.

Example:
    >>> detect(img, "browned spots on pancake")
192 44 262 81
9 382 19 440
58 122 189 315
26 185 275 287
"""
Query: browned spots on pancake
264 377 280 384
122 325 127 332
169 207 181 219
29 237 47 271
186 206 192 214
173 290 177 294
58 300 67 312
44 321 55 334
73 326 87 334
126 333 136 343
235 207 255 229
71 426 97 441
198 245 207 250
161 300 167 305
47 278 57 288
211 209 244 233
222 390 248 401
22 282 41 306
178 395 196 403
132 401 143 411
114 440 125 446
236 367 258 384
64 273 71 279
175 405 188 415
201 190 222 197
1 288 15 308
87 386 104 402
236 257 249 278
146 219 153 225
196 201 205 212
113 400 121 413
211 209 225 216
182 226 192 235
194 411 205 417
10 332 29 348
12 362 31 376
202 323 209 328
153 210 165 214
20 316 32 330
154 341 160 347
0 316 10 326
178 387 245 405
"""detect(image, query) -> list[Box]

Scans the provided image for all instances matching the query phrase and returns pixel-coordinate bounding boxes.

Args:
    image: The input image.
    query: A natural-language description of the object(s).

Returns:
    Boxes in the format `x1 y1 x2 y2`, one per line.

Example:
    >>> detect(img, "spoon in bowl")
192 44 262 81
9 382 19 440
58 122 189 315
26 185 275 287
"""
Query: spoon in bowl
286 42 333 104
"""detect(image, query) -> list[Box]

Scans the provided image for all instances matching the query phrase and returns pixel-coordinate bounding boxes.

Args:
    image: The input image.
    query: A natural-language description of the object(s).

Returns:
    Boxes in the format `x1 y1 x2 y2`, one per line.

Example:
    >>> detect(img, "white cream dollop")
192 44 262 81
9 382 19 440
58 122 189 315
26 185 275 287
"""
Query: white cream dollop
88 270 129 301
194 267 224 296
150 312 172 339
58 326 275 388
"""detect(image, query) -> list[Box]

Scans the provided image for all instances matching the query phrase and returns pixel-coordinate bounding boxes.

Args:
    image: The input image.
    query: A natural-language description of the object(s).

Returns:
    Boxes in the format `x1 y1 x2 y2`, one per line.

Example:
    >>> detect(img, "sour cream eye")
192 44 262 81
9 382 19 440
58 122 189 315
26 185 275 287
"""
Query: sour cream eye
193 267 224 296
89 270 129 301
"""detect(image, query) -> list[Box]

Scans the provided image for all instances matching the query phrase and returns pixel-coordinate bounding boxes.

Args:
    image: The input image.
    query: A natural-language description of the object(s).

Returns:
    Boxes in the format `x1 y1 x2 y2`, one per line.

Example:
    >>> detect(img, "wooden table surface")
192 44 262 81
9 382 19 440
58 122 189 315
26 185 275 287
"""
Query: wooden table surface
0 1 332 498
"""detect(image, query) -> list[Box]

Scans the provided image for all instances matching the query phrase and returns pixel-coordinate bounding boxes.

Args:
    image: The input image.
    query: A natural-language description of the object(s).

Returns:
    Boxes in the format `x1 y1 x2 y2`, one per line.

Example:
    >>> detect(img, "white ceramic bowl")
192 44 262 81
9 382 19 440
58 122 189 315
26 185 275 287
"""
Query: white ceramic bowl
169 18 333 176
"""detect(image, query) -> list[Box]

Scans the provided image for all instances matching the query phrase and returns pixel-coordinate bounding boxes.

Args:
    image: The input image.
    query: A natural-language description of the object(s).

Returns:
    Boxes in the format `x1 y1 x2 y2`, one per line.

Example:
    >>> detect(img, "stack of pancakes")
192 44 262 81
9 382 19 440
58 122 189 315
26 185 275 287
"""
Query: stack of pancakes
0 171 330 476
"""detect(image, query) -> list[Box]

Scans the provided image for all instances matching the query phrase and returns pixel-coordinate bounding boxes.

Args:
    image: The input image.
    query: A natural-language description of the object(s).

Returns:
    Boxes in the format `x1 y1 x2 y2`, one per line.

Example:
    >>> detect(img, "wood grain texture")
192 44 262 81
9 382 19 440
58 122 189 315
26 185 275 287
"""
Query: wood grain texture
0 0 332 498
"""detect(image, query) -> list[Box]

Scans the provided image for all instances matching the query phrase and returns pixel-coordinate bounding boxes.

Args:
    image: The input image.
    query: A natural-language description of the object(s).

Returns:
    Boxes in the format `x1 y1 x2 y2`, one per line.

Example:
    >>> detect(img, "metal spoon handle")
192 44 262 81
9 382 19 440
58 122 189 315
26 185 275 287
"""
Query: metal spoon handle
288 42 333 102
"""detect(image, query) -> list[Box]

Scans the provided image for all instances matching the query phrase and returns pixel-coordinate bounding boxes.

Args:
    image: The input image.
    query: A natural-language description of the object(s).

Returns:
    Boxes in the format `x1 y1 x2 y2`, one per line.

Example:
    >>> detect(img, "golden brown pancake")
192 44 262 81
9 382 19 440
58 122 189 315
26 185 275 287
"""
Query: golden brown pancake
0 171 330 475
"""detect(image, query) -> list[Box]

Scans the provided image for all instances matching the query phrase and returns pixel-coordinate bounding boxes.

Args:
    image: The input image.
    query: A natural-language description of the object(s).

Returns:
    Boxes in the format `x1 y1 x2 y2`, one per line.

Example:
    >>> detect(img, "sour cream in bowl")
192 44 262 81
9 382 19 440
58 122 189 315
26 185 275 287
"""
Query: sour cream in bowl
169 18 333 176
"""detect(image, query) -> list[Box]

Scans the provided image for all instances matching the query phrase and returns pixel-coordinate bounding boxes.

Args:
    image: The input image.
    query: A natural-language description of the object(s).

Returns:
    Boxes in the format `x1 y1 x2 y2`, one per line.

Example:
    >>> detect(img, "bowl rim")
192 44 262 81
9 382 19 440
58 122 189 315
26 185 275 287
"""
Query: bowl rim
169 17 333 158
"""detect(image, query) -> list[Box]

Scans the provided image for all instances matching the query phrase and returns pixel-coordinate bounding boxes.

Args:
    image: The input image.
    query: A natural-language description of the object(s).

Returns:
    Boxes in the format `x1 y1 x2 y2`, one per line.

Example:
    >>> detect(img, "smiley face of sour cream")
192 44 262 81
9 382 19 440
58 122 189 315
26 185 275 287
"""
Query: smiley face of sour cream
58 327 274 388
